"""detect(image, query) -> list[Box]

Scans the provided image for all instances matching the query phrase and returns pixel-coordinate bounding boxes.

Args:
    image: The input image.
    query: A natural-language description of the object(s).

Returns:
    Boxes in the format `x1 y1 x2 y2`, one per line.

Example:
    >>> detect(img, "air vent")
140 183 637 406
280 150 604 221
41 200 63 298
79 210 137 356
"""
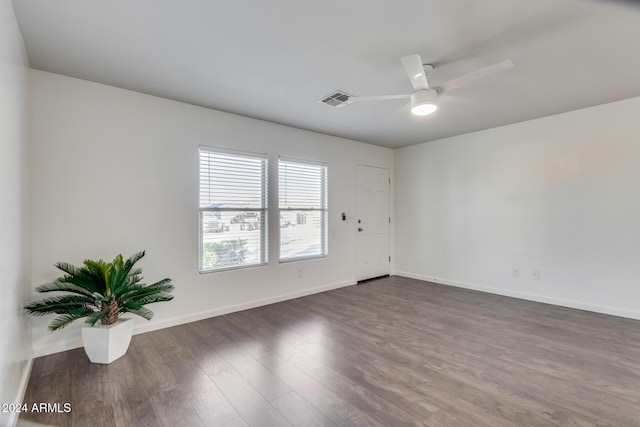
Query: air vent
319 90 352 108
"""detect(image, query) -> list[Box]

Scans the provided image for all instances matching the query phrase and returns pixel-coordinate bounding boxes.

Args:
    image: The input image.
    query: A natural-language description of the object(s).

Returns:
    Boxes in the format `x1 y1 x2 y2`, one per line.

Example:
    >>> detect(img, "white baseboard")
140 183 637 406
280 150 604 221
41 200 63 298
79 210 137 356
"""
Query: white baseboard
32 279 355 358
394 271 640 320
32 337 83 358
8 357 33 427
134 279 355 334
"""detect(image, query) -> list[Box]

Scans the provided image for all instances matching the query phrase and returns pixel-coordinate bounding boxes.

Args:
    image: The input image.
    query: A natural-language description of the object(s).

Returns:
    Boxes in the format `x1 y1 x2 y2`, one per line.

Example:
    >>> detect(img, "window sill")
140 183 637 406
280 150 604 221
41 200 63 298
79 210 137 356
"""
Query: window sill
199 262 268 274
279 255 327 264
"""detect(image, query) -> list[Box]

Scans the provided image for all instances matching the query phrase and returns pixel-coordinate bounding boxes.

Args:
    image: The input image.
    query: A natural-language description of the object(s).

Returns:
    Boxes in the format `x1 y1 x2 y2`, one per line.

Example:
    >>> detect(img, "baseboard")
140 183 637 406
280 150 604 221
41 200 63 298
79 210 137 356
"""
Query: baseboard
394 271 640 320
32 337 84 358
8 357 33 427
133 279 355 334
32 279 356 358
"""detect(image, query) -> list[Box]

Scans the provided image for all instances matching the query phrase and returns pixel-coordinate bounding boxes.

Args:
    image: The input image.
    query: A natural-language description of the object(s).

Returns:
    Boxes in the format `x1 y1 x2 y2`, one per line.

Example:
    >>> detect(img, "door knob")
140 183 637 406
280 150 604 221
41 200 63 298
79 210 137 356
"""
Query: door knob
358 227 363 232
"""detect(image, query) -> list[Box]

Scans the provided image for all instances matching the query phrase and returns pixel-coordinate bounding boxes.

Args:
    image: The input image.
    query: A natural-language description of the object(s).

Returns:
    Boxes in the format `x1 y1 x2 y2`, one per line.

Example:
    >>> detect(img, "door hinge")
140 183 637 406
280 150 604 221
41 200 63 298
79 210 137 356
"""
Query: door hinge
389 177 391 185
389 256 391 262
388 217 391 224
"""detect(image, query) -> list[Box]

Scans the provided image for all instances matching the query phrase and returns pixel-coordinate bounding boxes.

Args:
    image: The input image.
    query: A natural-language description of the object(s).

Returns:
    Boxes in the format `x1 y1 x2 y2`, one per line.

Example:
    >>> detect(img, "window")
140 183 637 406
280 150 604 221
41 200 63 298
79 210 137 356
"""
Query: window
279 158 328 261
199 147 267 272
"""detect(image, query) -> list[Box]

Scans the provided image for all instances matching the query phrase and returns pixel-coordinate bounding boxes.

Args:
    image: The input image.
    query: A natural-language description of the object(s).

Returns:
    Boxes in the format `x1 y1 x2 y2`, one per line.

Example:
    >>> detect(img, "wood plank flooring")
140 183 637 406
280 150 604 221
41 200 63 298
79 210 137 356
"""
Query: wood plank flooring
20 276 640 426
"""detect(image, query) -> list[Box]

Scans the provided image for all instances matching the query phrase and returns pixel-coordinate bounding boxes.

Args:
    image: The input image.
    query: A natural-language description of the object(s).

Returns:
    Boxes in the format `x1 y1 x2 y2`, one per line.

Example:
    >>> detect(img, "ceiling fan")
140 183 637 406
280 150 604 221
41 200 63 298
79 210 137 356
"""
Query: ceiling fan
344 54 514 116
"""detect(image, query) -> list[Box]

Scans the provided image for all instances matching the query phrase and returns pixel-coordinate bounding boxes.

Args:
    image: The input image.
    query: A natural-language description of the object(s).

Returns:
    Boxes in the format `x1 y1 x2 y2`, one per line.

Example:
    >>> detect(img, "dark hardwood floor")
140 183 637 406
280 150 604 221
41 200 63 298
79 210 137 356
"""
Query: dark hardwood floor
20 276 640 426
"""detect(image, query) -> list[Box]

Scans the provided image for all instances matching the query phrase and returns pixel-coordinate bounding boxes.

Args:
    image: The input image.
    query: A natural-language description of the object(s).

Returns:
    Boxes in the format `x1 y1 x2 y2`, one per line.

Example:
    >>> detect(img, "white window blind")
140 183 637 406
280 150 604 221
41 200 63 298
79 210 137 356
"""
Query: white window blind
279 159 328 261
199 147 267 272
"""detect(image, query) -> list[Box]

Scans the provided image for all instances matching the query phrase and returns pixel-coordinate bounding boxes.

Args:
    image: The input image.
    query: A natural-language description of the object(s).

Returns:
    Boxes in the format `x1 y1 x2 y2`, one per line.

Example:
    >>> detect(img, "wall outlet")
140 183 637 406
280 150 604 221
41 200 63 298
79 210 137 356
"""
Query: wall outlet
512 267 519 277
297 268 303 278
532 270 540 280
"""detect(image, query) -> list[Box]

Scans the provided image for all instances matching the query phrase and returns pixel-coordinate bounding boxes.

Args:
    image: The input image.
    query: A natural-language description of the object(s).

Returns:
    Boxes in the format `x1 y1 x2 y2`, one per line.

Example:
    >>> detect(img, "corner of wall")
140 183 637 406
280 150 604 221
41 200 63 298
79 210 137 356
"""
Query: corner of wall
1 0 33 425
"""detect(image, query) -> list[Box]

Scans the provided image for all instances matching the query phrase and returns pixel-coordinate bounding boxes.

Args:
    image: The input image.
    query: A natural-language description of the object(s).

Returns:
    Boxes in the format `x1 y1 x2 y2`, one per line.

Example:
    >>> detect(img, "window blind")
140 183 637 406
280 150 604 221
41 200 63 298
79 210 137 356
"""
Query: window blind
199 147 268 271
279 159 328 261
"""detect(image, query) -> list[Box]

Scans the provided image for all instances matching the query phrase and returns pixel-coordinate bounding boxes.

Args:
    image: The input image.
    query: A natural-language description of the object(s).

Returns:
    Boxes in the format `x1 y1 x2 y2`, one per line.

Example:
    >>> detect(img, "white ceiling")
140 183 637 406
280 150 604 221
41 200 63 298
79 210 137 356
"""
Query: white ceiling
12 0 640 148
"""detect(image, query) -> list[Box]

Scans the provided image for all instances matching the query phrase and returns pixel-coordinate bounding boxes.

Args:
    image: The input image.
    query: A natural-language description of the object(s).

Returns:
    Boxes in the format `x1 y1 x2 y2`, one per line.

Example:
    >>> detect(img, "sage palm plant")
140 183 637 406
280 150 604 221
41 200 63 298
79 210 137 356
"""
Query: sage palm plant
25 251 174 330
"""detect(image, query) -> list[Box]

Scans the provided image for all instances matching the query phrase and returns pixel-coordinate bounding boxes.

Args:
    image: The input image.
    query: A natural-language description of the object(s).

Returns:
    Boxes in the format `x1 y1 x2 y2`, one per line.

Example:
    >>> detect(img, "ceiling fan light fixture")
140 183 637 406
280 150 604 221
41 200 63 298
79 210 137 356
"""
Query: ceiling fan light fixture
410 89 438 116
411 102 438 116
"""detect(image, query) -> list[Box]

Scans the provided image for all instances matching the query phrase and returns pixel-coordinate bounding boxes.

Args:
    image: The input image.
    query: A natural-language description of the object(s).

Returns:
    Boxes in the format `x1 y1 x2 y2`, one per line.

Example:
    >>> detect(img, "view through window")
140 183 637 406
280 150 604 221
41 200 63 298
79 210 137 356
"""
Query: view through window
199 147 267 271
279 159 328 261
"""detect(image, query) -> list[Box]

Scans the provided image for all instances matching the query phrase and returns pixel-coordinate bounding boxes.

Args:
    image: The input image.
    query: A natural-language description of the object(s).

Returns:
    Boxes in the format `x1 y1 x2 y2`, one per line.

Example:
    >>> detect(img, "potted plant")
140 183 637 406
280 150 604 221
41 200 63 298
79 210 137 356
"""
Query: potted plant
25 250 174 364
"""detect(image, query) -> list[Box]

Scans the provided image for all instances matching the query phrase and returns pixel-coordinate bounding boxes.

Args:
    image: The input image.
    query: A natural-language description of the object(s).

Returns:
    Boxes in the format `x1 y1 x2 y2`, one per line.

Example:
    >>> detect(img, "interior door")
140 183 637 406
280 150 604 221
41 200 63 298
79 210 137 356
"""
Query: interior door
356 165 390 281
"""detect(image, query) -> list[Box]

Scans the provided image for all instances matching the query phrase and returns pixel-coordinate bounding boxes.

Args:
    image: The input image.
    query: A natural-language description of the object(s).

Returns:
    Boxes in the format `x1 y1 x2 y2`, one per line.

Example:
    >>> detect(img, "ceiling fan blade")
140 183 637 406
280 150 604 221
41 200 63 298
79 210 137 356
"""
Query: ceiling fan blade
346 94 410 104
401 54 430 91
439 59 514 93
441 93 475 107
391 102 412 118
381 102 412 126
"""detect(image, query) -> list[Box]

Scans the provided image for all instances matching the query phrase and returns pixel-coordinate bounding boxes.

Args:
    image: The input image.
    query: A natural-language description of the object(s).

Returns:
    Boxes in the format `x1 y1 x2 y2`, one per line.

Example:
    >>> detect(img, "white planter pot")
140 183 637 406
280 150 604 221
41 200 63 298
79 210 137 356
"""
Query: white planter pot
81 318 134 364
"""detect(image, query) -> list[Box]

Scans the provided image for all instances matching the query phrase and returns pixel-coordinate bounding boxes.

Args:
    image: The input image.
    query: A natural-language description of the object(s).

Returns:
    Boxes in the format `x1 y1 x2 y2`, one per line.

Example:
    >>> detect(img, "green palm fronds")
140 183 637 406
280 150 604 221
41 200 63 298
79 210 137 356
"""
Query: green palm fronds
24 295 94 314
35 281 95 298
49 310 97 331
25 250 174 330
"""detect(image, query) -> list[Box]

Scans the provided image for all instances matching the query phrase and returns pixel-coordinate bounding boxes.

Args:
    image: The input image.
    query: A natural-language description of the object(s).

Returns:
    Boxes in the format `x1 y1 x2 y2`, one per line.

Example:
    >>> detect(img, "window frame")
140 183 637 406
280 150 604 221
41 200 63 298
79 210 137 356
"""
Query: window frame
278 157 328 263
198 146 268 273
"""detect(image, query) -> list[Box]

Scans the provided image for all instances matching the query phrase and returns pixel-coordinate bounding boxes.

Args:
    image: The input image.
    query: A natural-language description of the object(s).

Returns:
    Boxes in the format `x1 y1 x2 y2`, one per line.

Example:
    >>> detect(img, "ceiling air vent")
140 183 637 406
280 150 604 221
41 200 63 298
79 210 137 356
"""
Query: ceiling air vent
319 90 352 108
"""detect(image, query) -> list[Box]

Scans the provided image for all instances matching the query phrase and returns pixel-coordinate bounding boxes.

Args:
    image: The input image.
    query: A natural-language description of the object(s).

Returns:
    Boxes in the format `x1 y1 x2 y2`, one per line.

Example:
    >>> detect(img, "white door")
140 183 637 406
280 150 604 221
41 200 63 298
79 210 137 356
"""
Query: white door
356 165 390 281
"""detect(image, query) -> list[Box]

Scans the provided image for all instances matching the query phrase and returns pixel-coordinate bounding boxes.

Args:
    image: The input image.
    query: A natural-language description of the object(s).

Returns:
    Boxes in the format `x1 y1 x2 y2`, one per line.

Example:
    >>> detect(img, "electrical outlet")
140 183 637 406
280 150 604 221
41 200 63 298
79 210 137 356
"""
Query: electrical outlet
532 270 540 280
512 267 519 277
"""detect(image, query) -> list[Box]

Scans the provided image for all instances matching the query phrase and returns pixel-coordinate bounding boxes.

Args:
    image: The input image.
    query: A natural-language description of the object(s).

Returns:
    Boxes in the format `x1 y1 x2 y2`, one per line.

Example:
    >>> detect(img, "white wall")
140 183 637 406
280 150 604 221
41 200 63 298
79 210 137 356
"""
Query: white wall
29 70 394 356
0 0 31 424
395 96 640 319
